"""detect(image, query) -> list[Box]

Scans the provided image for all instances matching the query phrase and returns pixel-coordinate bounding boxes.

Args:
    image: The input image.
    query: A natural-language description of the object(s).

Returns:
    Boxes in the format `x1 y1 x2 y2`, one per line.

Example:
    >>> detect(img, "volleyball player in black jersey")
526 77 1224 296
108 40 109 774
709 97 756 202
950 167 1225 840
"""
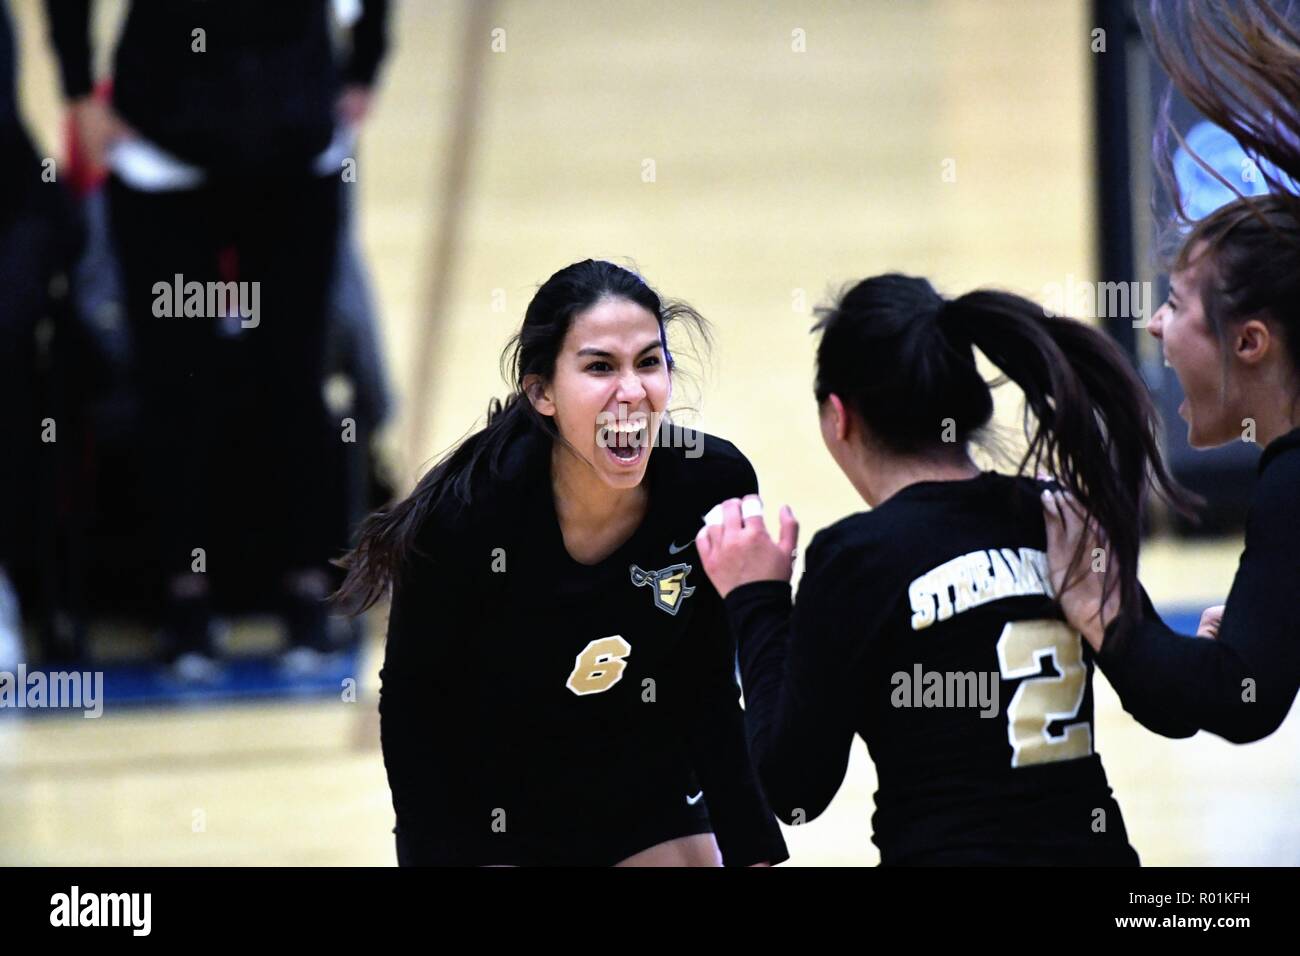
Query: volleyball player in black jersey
335 259 786 866
696 274 1195 865
1044 0 1300 745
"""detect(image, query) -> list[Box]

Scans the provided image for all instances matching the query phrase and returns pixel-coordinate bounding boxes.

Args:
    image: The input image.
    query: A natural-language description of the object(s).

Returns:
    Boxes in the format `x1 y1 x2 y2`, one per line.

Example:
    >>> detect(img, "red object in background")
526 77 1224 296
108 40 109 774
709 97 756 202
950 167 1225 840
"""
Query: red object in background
218 245 240 283
63 78 114 198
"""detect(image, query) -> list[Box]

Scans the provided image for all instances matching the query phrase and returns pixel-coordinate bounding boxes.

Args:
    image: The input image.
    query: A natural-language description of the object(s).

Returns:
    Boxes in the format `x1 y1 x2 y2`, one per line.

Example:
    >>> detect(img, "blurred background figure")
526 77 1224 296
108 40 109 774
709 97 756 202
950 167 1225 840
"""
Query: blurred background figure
0 0 85 676
41 0 390 679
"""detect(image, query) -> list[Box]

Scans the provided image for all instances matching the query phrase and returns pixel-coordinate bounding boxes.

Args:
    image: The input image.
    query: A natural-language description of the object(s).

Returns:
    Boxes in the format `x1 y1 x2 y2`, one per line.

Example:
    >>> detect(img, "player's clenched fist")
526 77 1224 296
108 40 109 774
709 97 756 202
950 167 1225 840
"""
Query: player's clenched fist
695 494 799 599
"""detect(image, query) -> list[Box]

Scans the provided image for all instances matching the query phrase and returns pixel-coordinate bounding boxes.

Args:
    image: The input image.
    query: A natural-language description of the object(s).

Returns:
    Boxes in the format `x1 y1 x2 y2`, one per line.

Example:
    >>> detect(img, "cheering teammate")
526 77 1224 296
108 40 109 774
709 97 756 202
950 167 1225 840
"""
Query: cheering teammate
336 259 787 866
697 274 1195 864
1043 0 1300 743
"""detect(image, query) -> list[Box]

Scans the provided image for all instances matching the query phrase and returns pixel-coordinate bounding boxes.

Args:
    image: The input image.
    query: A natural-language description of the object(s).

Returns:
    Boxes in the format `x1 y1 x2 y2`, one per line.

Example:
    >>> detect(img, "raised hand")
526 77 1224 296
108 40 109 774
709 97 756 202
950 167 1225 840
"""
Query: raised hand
695 495 799 599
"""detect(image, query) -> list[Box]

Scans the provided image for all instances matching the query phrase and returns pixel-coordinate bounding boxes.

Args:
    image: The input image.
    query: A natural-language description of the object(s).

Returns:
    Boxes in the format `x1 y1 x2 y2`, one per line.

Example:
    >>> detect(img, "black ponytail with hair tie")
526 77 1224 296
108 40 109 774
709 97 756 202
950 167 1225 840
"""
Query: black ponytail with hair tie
813 273 1198 640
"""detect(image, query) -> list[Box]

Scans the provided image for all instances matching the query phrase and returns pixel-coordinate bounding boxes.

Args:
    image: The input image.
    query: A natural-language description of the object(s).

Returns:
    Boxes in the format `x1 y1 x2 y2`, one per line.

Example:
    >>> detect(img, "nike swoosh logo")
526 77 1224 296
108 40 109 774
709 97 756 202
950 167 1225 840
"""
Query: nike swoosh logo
686 790 704 805
668 540 693 555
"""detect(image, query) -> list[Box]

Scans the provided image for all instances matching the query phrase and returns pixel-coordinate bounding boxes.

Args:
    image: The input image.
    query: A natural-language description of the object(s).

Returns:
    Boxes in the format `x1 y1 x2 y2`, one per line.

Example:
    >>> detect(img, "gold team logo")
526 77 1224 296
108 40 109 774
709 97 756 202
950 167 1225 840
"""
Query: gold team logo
629 563 696 616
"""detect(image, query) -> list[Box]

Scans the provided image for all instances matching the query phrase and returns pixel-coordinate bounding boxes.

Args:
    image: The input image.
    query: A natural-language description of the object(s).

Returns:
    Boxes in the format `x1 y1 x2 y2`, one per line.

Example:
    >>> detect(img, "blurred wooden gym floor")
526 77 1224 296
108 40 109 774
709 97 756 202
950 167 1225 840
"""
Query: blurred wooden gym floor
3 0 1295 865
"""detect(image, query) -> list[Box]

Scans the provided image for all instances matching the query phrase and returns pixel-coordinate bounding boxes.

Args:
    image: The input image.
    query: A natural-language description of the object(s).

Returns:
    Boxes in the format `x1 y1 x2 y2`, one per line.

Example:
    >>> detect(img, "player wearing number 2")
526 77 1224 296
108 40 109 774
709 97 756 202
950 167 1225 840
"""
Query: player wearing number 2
335 260 787 866
697 274 1197 864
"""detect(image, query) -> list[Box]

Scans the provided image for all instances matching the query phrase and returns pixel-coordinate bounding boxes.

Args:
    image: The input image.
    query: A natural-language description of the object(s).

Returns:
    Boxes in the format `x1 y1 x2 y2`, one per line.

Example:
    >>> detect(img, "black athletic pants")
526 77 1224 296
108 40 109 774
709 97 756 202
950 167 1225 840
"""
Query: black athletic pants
107 173 341 584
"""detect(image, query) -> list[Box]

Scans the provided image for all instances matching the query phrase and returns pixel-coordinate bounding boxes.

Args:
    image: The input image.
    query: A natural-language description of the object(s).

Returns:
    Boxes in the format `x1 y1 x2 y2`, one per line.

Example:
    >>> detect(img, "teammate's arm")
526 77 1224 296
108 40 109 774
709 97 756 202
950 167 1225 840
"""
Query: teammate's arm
1095 456 1300 743
663 461 789 866
724 534 860 825
666 590 790 866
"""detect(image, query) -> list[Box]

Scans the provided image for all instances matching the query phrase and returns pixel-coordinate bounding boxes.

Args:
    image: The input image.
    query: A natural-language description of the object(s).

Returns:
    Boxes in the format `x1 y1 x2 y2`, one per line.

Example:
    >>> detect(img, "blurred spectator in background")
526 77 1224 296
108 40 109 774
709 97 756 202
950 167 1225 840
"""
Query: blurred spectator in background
0 0 86 673
43 0 390 679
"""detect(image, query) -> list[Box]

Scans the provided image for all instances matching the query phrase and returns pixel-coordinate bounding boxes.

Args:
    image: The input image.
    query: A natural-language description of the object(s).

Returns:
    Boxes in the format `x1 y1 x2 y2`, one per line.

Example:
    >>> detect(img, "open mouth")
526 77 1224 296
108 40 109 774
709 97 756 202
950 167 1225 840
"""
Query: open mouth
597 418 650 466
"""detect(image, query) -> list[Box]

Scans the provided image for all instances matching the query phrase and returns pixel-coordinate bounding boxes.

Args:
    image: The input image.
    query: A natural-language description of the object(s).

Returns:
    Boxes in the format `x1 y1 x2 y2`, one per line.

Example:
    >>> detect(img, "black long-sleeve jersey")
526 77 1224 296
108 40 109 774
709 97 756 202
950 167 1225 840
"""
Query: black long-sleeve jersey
380 425 788 866
726 471 1138 865
1097 426 1300 744
44 0 389 176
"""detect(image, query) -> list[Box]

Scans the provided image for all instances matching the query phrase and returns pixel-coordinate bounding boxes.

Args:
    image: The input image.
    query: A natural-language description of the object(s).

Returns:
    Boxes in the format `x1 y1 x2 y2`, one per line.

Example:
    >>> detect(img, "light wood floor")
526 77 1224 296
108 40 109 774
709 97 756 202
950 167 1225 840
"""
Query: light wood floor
5 0 1296 866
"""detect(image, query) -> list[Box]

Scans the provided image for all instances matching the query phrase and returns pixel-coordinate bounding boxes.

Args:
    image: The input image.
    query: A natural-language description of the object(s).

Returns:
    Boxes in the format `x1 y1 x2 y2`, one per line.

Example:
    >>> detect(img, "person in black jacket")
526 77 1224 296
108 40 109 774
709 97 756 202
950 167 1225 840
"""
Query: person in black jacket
335 260 788 866
695 274 1196 865
1 0 86 668
42 1 389 674
1042 0 1300 745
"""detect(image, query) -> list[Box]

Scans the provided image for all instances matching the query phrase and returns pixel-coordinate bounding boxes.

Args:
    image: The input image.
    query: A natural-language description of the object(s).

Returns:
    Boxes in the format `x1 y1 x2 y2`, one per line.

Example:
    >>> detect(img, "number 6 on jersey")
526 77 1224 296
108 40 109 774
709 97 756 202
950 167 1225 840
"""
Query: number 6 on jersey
566 635 632 695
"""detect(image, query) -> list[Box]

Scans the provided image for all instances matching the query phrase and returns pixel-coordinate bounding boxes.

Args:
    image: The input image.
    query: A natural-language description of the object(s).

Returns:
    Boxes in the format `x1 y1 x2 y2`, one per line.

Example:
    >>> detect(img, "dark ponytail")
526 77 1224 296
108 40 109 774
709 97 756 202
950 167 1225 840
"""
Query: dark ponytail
331 394 533 615
332 259 708 614
814 274 1198 629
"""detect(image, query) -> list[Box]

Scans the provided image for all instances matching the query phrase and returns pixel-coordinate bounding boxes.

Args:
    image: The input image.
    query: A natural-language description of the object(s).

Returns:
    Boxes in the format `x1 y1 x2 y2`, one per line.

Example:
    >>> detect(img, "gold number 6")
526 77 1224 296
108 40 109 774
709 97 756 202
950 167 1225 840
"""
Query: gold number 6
566 636 632 696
